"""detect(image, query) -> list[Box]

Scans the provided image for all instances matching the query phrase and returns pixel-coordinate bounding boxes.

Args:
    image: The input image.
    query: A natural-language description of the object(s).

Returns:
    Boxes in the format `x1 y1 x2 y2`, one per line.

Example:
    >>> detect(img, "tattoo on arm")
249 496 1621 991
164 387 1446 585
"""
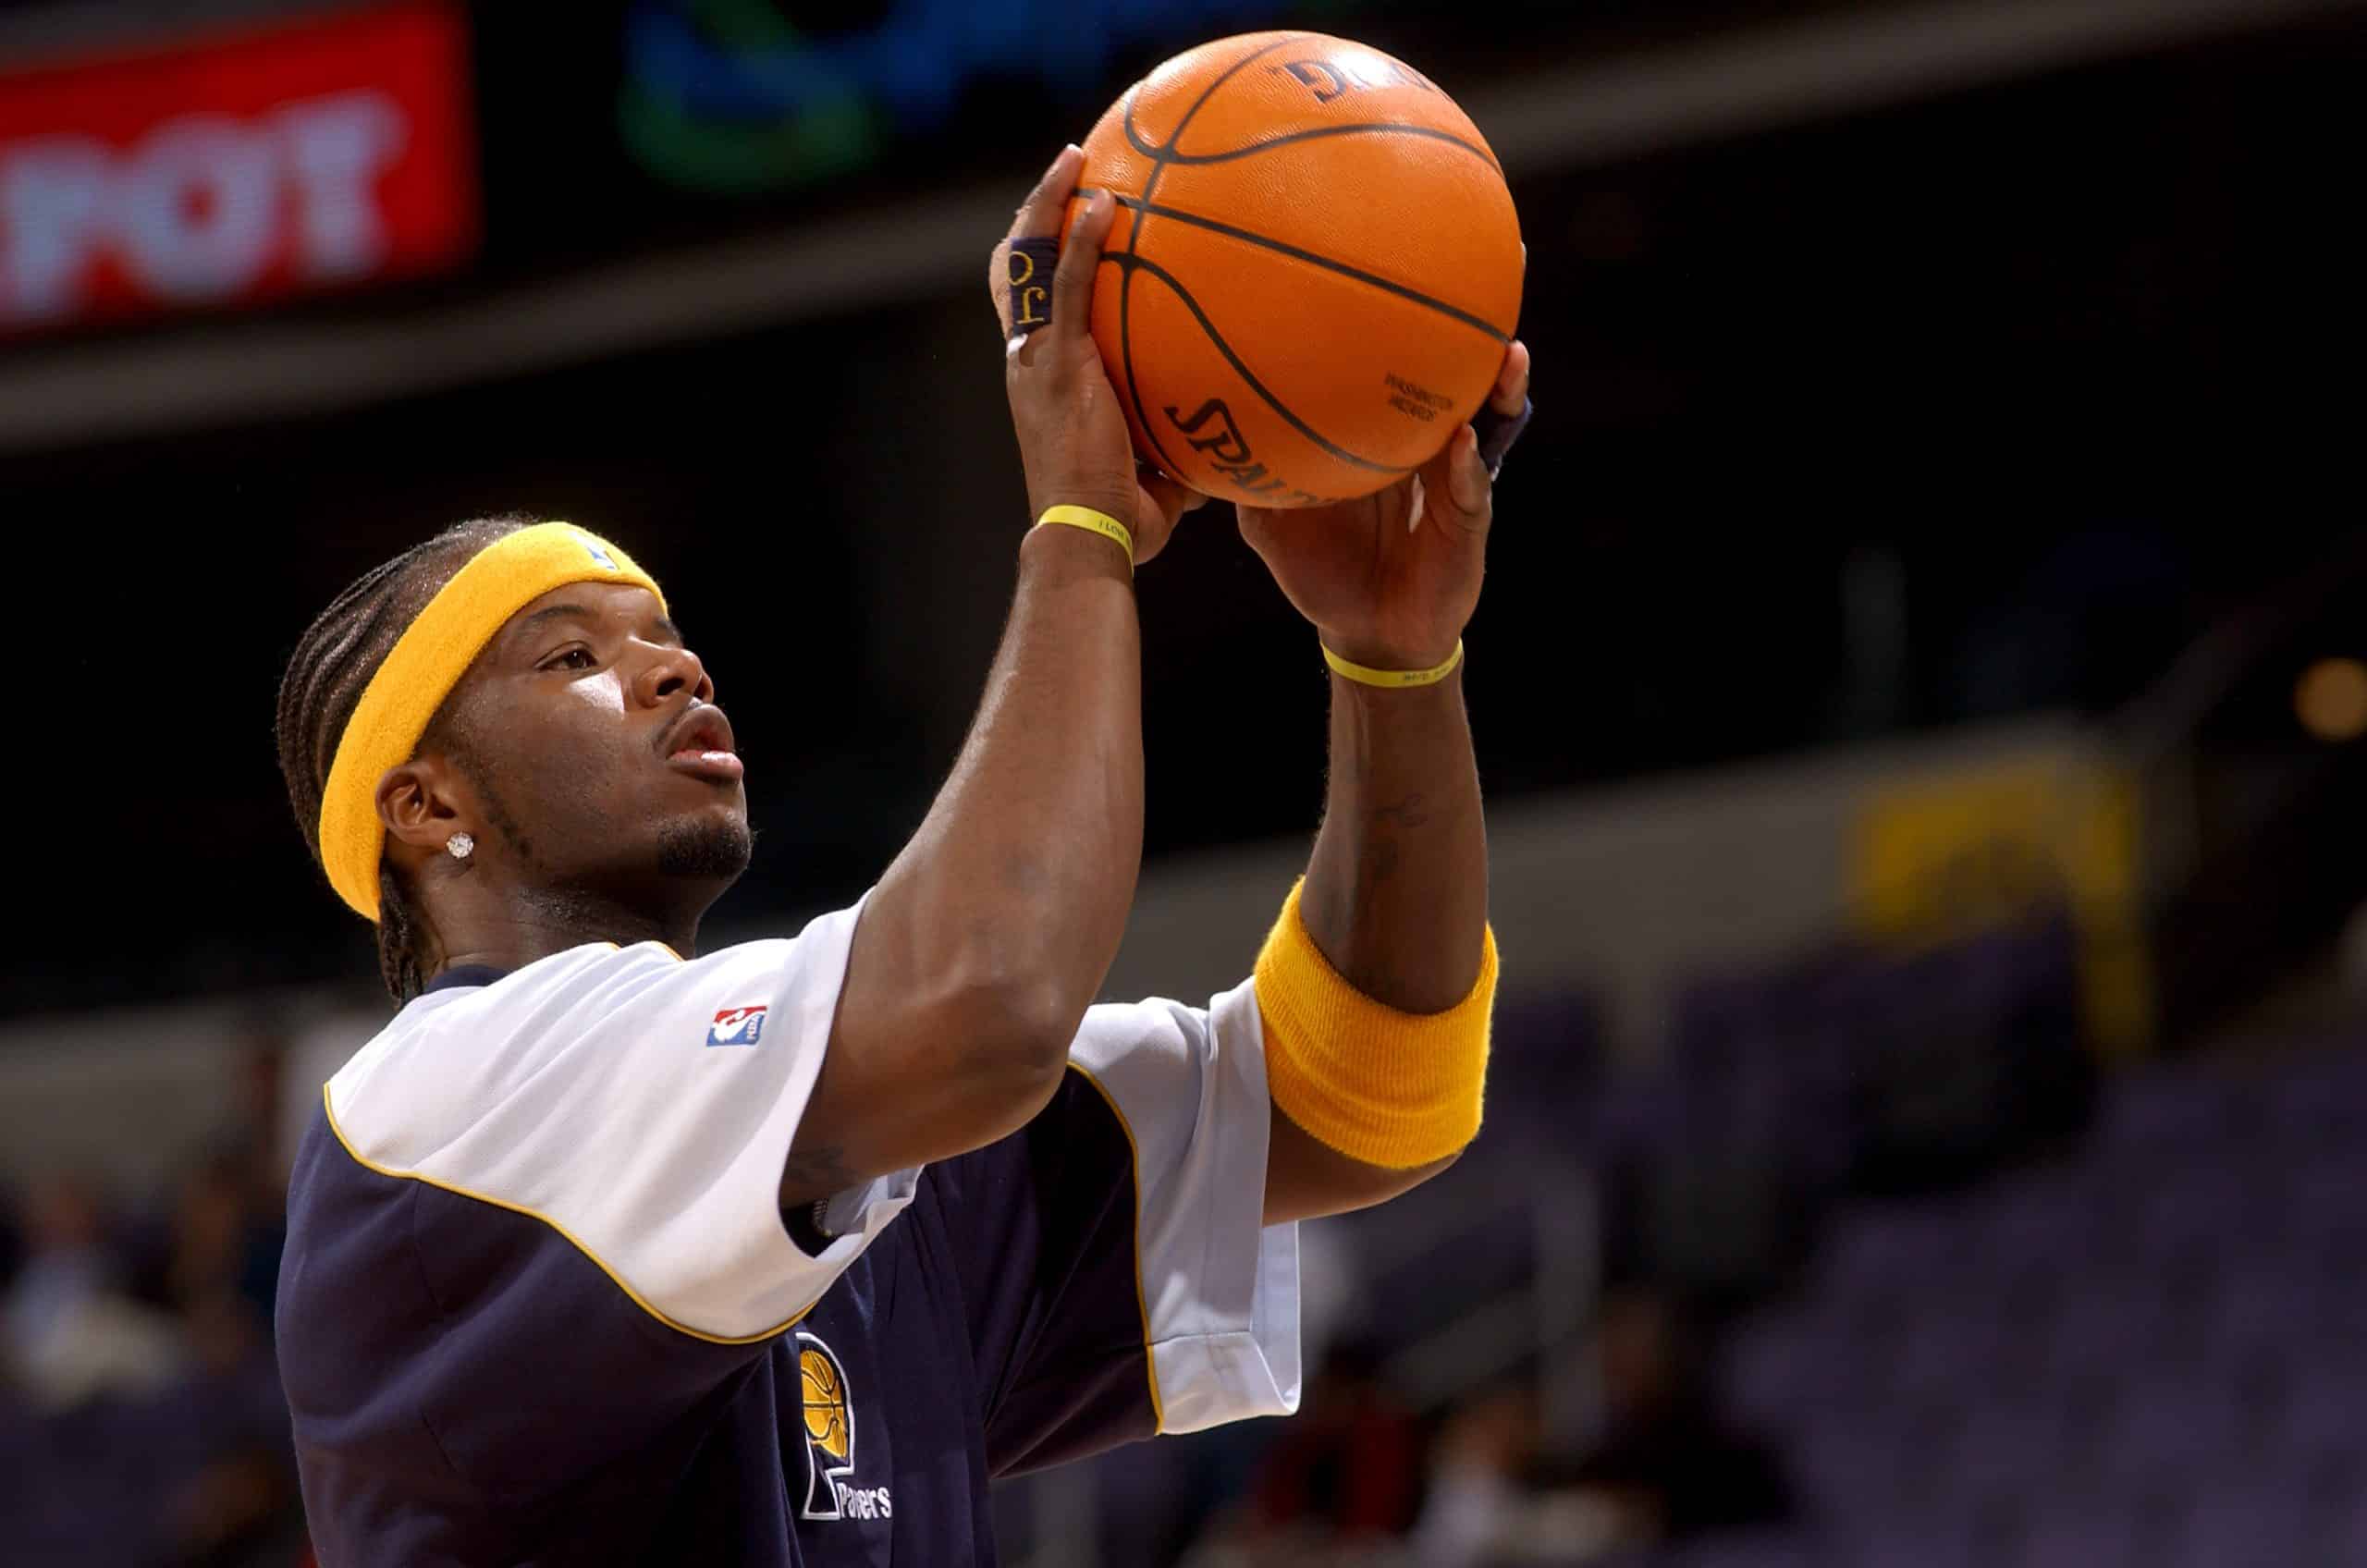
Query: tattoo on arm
1362 791 1431 887
1339 791 1435 998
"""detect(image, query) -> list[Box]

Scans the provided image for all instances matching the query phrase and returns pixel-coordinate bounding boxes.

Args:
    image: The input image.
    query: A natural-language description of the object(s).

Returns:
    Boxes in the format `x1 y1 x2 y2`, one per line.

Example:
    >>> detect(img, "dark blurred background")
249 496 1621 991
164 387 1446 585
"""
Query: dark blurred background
4 1 2366 1564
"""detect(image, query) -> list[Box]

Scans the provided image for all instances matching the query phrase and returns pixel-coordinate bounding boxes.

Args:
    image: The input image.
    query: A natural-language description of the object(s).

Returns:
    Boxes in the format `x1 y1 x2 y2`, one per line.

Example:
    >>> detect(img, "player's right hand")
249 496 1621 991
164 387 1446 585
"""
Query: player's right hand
992 145 1204 565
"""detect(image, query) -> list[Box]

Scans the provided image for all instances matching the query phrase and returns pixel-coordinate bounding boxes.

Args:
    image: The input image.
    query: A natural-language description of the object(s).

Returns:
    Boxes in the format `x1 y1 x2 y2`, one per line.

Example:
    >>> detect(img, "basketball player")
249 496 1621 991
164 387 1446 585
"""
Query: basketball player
274 145 1529 1564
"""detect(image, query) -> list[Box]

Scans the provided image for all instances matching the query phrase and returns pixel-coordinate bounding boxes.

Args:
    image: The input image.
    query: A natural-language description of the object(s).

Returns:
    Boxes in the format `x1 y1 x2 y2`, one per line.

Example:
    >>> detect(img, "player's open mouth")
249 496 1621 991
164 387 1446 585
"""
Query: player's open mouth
659 703 743 781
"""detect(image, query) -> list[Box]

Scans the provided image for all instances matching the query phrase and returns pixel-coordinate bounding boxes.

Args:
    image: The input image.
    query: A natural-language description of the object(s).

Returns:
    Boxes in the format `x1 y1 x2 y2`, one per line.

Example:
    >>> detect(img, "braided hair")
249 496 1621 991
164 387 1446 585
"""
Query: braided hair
276 516 538 1001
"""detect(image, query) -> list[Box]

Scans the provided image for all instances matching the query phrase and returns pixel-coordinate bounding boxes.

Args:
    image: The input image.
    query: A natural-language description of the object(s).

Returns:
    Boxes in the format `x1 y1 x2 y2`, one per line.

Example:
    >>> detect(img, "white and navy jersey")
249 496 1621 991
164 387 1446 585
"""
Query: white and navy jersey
276 902 1299 1567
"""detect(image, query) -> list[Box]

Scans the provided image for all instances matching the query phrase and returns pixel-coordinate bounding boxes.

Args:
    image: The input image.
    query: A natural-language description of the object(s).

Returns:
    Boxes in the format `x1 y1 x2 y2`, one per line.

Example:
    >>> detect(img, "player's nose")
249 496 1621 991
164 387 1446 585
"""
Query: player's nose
636 643 715 708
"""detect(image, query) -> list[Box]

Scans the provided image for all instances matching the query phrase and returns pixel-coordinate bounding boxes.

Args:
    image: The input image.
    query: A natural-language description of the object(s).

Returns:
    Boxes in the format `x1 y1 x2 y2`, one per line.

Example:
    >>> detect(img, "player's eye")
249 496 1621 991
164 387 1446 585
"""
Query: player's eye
542 646 597 672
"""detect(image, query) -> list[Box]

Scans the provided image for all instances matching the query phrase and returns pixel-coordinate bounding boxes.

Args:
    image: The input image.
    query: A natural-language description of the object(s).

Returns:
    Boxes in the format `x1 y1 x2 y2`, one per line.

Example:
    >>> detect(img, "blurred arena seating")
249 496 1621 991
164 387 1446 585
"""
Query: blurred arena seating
1711 1031 2367 1568
1588 915 2091 1296
0 1129 303 1565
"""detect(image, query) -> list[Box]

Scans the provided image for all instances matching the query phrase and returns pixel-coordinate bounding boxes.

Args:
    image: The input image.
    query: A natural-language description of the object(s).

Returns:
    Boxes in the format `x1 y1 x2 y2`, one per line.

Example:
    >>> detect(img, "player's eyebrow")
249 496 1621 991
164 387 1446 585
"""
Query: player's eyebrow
512 603 684 646
510 603 598 647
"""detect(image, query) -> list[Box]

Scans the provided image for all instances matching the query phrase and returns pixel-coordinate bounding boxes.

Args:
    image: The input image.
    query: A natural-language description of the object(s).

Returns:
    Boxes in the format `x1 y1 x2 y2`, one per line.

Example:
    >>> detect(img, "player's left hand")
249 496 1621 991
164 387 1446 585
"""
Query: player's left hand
1238 341 1529 671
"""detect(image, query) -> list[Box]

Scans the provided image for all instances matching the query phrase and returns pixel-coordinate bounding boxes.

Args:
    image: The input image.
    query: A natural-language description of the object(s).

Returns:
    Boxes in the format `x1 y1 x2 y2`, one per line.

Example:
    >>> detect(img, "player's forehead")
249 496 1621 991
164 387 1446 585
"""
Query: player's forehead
490 581 681 654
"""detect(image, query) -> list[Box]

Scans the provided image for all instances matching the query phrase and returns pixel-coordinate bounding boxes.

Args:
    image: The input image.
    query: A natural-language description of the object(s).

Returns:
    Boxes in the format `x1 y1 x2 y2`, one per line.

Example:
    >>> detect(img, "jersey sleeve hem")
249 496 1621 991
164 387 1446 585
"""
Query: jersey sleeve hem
1149 1309 1302 1433
1068 980 1304 1437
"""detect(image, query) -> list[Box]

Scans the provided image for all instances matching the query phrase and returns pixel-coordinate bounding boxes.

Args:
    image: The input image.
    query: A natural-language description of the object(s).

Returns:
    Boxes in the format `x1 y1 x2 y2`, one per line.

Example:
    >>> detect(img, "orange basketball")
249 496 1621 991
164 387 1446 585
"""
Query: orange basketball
1074 31 1523 508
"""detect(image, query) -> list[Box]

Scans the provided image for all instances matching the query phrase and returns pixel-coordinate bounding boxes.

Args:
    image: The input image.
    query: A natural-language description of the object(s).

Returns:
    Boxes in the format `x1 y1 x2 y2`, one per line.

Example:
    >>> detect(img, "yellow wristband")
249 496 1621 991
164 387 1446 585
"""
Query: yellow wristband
1256 879 1496 1169
1035 505 1134 568
1321 638 1465 689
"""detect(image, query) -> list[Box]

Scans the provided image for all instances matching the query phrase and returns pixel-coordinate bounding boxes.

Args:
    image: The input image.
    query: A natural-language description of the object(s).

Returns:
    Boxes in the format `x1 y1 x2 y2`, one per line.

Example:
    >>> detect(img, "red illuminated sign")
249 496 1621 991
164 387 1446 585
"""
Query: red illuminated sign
0 2 478 333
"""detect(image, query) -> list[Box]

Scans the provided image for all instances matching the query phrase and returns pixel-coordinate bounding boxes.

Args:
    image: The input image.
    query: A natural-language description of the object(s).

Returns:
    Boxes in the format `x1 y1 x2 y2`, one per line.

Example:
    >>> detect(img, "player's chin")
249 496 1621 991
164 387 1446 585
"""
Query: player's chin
654 805 754 883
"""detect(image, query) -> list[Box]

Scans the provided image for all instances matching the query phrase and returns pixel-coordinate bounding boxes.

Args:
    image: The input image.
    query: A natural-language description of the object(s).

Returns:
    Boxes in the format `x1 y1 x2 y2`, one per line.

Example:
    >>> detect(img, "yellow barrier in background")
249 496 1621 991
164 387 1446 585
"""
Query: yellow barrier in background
1854 758 2153 1059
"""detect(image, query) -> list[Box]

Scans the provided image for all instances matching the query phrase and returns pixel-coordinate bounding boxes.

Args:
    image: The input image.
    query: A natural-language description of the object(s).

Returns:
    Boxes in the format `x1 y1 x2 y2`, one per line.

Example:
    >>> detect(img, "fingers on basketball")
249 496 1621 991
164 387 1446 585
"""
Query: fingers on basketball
1016 145 1084 240
1427 425 1489 524
1405 427 1467 529
992 145 1085 337
1052 192 1112 339
1494 341 1531 412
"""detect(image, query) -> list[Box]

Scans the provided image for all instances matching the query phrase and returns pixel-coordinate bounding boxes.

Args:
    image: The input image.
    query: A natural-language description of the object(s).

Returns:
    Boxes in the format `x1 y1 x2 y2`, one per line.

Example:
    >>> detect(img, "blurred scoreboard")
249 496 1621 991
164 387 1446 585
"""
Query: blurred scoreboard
0 0 478 334
609 0 1554 195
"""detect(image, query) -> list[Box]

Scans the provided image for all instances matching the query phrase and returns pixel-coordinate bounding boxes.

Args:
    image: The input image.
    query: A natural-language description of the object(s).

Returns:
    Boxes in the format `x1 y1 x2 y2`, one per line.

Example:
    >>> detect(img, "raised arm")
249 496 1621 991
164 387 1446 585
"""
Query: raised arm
1243 344 1531 1225
784 149 1201 1207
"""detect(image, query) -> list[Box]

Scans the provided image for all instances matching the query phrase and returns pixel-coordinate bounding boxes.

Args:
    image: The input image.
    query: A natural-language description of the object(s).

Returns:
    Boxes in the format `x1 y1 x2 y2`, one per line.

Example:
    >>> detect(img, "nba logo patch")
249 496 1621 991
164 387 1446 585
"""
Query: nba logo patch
707 1005 767 1047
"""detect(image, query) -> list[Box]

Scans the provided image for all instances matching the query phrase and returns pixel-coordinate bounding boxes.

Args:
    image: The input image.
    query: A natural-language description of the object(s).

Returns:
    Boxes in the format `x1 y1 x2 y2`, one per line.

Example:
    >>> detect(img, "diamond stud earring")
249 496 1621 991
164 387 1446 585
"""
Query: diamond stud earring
446 831 475 861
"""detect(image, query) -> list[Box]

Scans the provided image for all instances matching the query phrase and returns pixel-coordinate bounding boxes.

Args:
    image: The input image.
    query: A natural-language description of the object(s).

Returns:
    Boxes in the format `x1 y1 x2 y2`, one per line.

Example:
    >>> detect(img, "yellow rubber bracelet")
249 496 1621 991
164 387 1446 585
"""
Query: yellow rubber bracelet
1035 504 1134 568
1321 638 1465 689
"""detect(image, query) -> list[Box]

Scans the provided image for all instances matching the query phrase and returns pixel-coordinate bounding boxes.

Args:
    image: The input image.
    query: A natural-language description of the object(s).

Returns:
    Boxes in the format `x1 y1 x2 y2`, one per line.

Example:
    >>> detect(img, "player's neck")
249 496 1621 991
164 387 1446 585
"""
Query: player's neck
425 882 708 978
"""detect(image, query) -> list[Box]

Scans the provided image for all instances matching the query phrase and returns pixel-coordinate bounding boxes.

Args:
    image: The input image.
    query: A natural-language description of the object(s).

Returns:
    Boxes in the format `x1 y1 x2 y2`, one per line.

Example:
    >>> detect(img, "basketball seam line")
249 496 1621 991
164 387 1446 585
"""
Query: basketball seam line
1112 140 1182 478
1106 192 1512 344
1112 251 1410 477
1122 35 1313 484
1118 280 1180 481
1125 32 1318 173
1120 117 1501 175
1134 33 1310 227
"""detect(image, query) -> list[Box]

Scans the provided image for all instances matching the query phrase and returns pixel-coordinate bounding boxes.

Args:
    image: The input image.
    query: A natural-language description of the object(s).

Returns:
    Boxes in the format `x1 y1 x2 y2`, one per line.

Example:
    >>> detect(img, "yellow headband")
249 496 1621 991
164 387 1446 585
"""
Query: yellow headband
317 523 667 922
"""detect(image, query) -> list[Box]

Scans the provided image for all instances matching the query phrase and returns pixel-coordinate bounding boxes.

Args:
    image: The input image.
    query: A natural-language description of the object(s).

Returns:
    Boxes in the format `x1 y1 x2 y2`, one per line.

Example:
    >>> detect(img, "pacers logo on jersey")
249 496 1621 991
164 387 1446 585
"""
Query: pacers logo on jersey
797 1332 891 1522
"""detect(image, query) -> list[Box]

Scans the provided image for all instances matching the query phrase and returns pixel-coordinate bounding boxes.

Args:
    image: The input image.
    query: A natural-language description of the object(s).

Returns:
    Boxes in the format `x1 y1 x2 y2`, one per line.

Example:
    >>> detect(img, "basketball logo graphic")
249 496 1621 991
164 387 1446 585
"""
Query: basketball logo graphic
801 1344 850 1462
795 1332 862 1520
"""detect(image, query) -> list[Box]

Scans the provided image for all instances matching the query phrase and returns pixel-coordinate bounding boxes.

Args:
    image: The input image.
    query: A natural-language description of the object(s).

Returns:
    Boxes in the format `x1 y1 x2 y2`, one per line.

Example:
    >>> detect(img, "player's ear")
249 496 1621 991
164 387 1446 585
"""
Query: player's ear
375 754 473 854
